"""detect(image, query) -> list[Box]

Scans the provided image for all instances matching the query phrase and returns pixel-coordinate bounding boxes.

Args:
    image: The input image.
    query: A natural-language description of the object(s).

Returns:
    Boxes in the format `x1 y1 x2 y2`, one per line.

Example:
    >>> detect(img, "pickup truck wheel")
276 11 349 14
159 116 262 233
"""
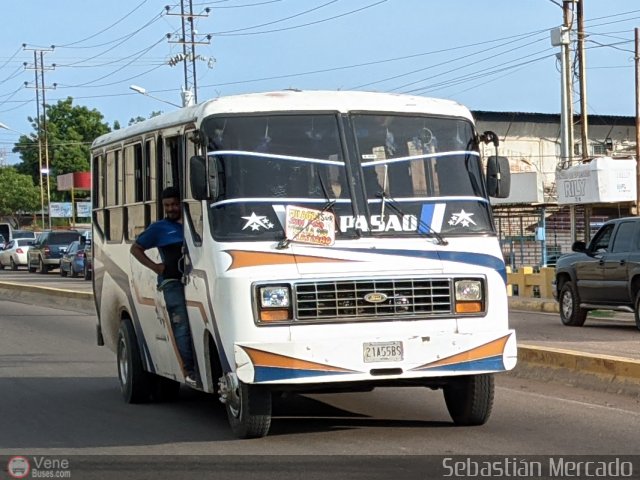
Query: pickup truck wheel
559 282 587 326
633 292 640 331
38 257 48 274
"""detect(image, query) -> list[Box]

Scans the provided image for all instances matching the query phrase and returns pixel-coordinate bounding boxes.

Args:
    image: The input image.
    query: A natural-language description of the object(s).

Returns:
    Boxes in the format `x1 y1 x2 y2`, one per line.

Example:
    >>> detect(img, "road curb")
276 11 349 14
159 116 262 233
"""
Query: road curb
508 297 559 313
512 344 640 397
0 281 95 314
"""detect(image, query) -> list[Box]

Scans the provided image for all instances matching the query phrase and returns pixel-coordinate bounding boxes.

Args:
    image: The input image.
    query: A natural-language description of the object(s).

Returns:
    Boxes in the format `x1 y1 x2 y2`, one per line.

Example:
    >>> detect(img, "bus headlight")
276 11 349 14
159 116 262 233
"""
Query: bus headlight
454 279 484 313
258 285 292 323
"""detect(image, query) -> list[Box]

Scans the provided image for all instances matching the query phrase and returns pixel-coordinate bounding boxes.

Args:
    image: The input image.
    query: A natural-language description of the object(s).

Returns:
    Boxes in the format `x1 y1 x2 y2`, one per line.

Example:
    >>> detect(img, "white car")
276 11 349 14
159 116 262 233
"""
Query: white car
0 238 34 270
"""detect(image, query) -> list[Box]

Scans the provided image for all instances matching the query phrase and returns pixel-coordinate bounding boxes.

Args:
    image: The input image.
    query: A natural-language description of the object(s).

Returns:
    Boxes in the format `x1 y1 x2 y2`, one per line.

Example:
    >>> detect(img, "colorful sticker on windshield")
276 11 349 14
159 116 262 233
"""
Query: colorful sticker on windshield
419 203 446 233
285 205 336 246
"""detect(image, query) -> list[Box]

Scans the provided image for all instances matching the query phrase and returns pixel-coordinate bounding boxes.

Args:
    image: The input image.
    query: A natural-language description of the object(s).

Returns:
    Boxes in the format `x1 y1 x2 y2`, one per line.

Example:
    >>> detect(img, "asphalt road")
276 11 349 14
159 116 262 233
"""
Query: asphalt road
0 267 93 292
1 299 639 462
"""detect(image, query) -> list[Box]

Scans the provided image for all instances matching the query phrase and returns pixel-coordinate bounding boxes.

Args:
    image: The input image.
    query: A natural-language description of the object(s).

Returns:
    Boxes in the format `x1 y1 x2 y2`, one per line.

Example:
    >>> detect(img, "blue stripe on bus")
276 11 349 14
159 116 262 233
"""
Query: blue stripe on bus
254 367 353 382
413 355 505 372
335 248 507 283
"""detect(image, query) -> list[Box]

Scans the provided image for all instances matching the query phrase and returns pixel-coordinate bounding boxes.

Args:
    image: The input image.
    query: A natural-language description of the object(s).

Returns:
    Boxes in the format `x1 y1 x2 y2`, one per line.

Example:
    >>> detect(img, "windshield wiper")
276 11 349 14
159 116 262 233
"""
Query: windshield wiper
376 191 448 246
276 172 336 250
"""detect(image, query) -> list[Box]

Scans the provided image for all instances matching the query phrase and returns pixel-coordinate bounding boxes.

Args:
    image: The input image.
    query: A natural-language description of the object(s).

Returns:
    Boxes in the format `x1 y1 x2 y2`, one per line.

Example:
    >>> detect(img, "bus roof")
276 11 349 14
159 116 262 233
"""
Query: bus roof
92 90 474 149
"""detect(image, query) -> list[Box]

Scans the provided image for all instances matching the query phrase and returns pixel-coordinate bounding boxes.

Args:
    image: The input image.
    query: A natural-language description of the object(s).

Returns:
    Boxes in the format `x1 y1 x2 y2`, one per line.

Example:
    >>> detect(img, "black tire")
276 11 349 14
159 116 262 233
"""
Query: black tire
633 291 640 332
117 319 154 403
60 264 67 277
225 377 272 438
38 257 47 274
0 262 4 270
559 281 588 326
28 258 36 273
152 376 181 402
443 374 494 426
84 264 92 281
10 257 17 271
70 265 78 278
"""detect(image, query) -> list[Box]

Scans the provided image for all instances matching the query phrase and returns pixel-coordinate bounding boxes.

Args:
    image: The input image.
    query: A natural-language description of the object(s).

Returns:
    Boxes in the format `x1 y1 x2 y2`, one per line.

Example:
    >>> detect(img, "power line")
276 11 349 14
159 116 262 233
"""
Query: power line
362 35 550 92
56 0 150 48
212 0 340 35
211 0 388 36
203 0 283 8
57 36 170 88
60 11 165 66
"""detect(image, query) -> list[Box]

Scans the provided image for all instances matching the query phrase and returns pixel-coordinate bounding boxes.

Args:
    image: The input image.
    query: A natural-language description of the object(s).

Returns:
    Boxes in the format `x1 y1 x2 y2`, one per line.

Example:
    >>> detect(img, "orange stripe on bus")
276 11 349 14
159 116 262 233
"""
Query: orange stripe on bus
419 334 511 368
242 346 354 372
225 250 351 270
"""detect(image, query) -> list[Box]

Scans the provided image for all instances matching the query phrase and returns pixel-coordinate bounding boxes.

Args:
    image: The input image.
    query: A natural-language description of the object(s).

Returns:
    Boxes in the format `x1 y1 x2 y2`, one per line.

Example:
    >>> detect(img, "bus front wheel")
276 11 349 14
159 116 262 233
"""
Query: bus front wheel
220 373 271 438
117 319 153 404
443 374 494 426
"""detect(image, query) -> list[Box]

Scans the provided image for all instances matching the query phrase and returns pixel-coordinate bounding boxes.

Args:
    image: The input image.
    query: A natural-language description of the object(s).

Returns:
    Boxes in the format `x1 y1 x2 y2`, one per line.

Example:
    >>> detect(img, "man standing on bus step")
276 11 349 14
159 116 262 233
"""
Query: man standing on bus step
130 186 199 388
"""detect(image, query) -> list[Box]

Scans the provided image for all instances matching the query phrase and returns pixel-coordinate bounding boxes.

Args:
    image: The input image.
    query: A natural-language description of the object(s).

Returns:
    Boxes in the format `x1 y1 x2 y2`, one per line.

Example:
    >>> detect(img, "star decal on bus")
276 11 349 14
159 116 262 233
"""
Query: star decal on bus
241 212 274 231
448 209 476 227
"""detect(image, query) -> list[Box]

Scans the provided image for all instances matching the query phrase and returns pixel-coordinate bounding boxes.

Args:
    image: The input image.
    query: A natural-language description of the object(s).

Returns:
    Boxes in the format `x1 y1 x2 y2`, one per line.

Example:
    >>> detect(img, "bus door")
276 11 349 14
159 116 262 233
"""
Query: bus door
180 130 212 387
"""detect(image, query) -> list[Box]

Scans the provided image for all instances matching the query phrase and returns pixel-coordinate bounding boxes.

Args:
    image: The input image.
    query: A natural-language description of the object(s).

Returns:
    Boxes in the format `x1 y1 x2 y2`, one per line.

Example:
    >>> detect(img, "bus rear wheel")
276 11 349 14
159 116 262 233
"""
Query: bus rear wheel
220 373 271 438
117 319 153 403
443 374 494 426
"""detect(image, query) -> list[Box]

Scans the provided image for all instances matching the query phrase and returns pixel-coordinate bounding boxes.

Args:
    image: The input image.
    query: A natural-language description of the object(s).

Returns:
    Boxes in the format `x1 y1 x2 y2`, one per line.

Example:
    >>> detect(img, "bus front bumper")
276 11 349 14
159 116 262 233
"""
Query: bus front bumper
234 330 517 385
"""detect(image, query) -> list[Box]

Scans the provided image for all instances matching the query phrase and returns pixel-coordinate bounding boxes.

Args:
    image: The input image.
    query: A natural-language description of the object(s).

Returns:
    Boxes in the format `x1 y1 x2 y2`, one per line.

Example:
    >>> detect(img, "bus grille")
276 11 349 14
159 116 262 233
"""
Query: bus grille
295 278 452 321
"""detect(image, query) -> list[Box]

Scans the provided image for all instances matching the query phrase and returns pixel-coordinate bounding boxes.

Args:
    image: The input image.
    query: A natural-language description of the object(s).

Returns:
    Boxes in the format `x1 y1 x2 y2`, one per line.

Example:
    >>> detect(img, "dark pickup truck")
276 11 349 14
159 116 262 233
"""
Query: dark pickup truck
554 216 640 330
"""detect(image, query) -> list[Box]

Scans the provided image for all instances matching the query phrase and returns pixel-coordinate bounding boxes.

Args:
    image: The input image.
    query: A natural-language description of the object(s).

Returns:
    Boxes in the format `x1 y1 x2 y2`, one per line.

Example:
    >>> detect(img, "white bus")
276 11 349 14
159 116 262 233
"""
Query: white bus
91 90 516 438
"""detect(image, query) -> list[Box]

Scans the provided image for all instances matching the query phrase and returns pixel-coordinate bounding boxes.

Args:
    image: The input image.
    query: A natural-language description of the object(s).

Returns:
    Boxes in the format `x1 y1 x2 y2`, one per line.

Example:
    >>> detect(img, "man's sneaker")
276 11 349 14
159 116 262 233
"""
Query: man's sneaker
185 374 199 388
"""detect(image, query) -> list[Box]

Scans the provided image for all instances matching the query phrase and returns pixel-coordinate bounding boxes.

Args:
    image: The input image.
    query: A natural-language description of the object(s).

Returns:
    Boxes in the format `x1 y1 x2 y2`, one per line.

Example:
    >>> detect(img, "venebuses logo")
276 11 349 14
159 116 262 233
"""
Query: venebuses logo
7 456 30 479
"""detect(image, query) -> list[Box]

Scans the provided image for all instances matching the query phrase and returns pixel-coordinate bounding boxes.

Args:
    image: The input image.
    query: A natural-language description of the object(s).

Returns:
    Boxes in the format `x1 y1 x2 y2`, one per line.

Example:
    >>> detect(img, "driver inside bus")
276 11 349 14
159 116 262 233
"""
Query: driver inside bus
130 186 199 388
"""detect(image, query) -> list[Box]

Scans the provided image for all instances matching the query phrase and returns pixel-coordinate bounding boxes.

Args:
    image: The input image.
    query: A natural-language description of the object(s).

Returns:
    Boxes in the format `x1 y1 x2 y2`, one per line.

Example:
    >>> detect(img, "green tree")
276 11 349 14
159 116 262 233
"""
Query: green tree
12 97 110 200
0 167 41 227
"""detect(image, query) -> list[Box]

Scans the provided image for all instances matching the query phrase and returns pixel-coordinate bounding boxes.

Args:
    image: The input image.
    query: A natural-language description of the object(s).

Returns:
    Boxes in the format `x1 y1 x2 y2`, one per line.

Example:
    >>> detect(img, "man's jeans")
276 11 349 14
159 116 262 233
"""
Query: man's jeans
161 280 196 376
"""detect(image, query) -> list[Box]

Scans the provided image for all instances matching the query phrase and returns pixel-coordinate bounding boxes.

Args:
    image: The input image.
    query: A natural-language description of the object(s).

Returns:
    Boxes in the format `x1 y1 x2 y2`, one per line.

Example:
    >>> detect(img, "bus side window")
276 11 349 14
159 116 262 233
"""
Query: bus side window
184 131 204 245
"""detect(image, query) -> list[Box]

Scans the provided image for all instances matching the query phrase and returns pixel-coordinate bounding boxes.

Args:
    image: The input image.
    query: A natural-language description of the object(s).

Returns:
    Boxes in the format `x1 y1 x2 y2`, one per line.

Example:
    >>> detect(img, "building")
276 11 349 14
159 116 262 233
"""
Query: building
473 111 637 268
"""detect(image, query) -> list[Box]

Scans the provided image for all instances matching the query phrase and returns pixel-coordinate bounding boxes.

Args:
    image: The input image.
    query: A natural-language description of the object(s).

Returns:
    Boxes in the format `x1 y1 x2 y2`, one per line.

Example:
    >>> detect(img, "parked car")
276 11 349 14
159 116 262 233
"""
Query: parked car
554 216 640 330
83 241 92 281
11 230 37 241
28 230 81 274
59 240 89 278
0 239 34 270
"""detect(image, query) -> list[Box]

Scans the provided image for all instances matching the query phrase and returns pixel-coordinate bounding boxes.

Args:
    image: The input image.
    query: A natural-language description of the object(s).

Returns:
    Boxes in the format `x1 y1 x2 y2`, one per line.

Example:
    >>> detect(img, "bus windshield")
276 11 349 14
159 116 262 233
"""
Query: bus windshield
352 114 494 236
202 112 494 242
202 114 356 242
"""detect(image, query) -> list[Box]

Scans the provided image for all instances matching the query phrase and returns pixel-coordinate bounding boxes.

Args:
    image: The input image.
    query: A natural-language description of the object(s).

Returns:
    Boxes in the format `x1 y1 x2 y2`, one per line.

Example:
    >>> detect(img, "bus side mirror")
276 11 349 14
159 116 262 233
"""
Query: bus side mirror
190 155 220 201
486 155 511 198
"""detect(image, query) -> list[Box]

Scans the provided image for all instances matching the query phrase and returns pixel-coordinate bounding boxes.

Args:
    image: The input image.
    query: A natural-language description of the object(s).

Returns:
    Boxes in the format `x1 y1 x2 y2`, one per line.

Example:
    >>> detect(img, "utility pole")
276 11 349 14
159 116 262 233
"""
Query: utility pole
166 1 211 106
563 1 575 161
23 45 55 230
577 0 589 159
635 28 640 215
577 0 590 241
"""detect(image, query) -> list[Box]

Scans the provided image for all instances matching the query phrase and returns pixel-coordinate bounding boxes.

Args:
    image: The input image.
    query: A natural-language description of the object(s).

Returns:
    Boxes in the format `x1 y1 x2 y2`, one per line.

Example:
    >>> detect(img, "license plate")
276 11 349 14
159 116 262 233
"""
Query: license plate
363 341 403 363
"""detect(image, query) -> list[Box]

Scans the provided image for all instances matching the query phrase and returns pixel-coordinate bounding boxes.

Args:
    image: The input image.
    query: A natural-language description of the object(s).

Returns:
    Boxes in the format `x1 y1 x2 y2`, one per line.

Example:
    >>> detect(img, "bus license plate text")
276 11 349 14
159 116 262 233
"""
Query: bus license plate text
363 341 403 363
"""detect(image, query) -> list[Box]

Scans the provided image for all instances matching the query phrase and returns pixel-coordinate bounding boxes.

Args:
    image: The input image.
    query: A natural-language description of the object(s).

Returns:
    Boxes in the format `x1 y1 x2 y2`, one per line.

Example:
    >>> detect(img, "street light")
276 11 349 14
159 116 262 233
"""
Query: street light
129 85 181 108
0 121 47 229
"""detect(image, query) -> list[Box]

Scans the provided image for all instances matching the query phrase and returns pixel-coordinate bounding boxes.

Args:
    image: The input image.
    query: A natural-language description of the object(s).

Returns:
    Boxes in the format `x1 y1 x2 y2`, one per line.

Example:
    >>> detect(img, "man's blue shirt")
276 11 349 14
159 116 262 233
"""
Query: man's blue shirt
136 218 184 282
136 218 183 249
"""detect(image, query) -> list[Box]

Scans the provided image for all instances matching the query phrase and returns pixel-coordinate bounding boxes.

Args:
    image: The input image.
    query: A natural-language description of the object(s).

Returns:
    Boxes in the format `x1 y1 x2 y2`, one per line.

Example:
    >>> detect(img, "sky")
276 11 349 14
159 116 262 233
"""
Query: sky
0 0 639 165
